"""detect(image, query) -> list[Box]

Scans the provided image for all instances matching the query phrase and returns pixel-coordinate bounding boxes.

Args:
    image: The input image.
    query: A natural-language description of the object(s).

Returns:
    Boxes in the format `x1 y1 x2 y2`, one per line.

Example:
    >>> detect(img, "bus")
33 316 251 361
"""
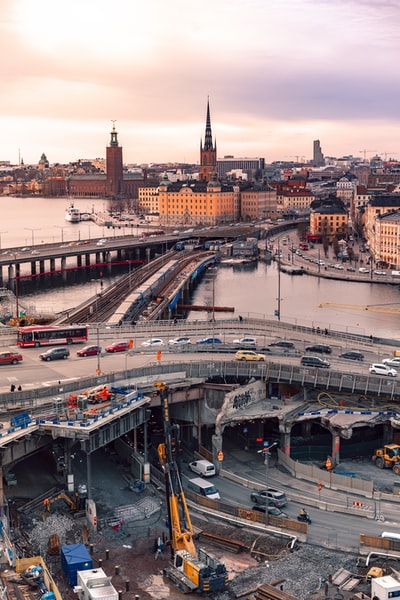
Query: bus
299 241 309 251
17 325 88 348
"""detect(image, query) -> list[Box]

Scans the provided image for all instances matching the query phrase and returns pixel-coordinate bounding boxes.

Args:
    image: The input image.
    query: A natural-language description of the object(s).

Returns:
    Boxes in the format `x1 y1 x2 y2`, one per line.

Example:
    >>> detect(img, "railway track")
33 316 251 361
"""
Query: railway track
53 250 212 325
52 251 178 325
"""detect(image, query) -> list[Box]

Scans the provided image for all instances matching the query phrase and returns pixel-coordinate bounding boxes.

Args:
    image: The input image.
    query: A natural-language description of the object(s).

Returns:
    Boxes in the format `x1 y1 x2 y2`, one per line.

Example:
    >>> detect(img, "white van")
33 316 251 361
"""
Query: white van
188 459 216 477
187 478 220 500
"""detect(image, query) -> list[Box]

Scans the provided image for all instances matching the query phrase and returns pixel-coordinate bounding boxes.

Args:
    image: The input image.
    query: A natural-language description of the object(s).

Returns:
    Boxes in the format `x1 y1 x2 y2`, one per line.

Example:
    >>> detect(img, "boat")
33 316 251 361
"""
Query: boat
65 203 81 223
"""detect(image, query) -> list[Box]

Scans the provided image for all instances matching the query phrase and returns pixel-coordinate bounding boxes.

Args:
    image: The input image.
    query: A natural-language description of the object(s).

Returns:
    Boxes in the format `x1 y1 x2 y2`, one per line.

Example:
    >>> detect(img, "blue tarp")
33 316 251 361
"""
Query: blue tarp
169 291 180 311
61 543 92 587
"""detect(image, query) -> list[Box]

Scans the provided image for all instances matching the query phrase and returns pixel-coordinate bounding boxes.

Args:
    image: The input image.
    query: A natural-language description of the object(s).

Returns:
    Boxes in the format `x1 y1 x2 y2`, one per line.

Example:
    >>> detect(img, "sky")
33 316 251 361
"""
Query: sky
1 0 400 166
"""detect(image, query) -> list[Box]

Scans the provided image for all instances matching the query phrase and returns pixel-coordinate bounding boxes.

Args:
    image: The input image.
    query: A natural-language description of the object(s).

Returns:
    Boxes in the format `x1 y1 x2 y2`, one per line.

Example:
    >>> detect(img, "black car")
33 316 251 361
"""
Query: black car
305 344 332 354
39 347 70 361
268 341 295 349
339 351 364 361
300 355 330 368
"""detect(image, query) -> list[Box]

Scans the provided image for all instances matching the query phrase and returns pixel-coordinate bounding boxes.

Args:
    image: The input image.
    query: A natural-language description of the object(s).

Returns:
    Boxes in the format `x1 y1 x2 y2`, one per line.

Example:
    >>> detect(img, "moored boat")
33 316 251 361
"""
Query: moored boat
65 203 80 223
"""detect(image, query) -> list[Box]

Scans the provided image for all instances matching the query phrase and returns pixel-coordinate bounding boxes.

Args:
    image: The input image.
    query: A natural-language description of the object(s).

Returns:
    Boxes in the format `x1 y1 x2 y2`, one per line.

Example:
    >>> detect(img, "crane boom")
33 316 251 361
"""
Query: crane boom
154 381 228 595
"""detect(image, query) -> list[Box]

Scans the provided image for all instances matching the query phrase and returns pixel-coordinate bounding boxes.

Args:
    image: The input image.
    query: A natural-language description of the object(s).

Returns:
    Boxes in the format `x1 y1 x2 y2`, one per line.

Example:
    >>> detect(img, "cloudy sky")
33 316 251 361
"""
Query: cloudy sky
1 0 400 166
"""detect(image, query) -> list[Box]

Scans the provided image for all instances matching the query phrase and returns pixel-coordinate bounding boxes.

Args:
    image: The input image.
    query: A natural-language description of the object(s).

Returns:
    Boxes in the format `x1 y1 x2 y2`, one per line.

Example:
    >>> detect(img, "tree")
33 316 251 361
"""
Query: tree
332 237 340 259
322 236 329 258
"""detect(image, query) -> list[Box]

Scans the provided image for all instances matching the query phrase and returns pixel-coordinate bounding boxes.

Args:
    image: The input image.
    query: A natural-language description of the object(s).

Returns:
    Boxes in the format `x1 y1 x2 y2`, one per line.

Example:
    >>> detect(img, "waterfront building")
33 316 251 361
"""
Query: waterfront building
309 197 348 241
240 184 277 221
372 210 400 269
363 193 400 253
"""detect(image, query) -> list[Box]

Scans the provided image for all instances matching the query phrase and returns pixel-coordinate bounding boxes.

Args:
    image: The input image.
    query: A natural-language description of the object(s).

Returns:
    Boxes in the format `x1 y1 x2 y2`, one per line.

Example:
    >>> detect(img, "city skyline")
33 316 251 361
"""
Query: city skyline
1 0 400 165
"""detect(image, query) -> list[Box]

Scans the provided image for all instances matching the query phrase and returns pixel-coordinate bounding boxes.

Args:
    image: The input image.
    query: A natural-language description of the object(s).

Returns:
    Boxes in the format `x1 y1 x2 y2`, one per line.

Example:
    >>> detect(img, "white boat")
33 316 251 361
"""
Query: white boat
65 203 81 223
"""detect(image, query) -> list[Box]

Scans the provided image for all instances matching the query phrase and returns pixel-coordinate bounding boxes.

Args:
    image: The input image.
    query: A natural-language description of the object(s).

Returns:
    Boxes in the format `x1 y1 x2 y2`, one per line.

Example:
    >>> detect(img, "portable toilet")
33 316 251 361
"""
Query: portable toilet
371 576 400 600
61 544 92 587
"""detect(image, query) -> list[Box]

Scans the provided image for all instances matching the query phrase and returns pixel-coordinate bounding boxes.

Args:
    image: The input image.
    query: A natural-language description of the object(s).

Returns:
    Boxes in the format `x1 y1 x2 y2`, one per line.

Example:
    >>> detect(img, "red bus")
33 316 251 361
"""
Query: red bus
17 325 88 348
299 241 309 250
306 234 322 243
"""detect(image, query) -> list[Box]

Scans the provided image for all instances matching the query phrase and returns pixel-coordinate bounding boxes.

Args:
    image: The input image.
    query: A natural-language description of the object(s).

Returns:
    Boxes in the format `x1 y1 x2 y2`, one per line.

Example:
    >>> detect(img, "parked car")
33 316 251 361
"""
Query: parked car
168 337 191 346
369 363 397 377
40 347 70 361
250 488 287 508
141 338 164 347
235 350 266 362
0 351 23 365
305 344 332 354
382 357 400 368
233 337 257 347
300 355 330 368
268 341 295 349
77 345 102 357
196 337 222 345
339 351 364 361
359 267 370 273
105 341 129 353
374 270 387 276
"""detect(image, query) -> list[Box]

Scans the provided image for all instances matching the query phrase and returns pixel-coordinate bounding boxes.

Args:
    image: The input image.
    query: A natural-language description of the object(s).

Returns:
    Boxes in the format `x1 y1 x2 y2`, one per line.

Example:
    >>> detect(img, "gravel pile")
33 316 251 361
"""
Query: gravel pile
28 513 83 556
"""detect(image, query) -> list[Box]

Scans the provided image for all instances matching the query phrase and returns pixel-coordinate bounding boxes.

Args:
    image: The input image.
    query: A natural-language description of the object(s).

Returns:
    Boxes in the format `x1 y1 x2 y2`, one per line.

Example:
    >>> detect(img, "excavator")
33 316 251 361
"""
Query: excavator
154 381 228 594
43 491 81 512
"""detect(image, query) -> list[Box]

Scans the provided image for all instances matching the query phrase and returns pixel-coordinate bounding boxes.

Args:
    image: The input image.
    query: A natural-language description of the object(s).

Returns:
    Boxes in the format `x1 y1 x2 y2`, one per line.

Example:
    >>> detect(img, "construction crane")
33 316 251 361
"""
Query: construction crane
359 149 377 160
318 302 400 315
153 381 228 595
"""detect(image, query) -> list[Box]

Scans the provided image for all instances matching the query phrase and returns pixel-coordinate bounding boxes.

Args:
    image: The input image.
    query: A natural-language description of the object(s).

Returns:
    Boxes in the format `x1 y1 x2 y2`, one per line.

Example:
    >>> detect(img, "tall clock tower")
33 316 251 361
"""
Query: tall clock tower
106 121 123 197
199 99 217 182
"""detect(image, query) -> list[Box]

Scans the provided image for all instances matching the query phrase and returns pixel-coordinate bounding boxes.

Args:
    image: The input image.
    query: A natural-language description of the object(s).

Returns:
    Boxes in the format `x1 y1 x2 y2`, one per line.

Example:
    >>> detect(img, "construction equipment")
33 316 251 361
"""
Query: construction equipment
154 381 228 594
372 444 400 475
43 491 81 512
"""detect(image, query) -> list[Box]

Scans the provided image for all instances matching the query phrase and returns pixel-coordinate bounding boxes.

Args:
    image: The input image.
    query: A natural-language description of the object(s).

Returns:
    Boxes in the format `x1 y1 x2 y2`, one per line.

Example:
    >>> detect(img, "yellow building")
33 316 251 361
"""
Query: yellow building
240 185 277 221
371 210 400 269
157 174 235 226
309 200 348 241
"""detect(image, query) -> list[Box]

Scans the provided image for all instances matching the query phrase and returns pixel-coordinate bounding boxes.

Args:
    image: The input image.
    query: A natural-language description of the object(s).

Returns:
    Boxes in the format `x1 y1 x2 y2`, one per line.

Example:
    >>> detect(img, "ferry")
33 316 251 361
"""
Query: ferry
65 203 80 223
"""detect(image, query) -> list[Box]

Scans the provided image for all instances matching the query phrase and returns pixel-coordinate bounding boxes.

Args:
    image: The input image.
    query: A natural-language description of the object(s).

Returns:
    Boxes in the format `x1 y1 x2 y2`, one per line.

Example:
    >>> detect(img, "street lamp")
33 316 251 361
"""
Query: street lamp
0 230 8 250
25 227 41 247
257 441 279 525
54 226 65 244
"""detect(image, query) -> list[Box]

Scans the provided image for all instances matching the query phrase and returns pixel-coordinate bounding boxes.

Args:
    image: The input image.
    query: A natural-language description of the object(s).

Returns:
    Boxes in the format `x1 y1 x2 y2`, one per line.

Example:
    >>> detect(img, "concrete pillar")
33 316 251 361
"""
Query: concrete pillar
282 431 291 456
86 450 92 500
331 431 340 466
39 260 45 274
85 253 91 266
77 254 82 268
61 257 67 282
50 258 55 272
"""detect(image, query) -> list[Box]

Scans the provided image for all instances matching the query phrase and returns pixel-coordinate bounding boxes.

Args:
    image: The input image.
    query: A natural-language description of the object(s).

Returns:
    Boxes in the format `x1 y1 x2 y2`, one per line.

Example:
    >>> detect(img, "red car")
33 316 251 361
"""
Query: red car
0 351 23 365
77 345 102 357
105 341 129 353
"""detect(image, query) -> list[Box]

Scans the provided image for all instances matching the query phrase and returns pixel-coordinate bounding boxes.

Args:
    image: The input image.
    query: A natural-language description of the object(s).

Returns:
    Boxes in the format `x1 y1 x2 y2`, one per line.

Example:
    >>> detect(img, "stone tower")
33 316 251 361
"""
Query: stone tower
106 121 123 197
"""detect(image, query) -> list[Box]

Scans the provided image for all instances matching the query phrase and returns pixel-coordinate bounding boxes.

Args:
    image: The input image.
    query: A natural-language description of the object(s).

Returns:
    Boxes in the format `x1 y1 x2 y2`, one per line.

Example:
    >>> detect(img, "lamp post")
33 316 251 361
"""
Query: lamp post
257 441 279 525
0 231 8 250
54 226 65 244
25 227 41 247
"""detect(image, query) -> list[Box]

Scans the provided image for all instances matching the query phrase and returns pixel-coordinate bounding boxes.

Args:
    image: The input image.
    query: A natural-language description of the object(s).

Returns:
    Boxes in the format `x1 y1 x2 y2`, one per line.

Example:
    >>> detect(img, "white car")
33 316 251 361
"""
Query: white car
168 337 191 346
233 337 257 347
369 363 397 377
141 338 164 347
382 357 400 368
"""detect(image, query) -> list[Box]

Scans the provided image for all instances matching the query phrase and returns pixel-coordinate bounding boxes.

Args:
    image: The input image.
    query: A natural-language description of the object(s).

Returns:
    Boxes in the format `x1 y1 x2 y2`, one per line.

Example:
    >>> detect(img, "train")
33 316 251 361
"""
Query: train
107 259 180 326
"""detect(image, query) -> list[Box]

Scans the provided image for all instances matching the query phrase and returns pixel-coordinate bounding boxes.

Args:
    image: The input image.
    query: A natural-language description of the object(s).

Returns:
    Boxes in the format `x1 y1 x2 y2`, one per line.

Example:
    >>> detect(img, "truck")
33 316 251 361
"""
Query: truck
154 381 228 595
10 412 31 428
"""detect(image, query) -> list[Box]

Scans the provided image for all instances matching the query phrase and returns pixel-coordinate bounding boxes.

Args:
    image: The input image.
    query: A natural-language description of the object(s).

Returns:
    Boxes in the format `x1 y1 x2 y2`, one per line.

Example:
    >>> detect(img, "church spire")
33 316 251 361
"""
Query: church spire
200 98 217 182
110 120 119 147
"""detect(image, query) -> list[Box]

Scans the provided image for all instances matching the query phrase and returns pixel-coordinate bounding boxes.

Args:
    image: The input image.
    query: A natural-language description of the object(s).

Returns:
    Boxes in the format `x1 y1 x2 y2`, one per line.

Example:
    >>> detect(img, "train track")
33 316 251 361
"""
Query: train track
53 250 212 325
52 251 179 325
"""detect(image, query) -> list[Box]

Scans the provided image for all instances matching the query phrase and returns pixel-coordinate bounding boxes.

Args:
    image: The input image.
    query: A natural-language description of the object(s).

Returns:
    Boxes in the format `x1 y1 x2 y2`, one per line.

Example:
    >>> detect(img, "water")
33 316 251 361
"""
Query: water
0 197 399 338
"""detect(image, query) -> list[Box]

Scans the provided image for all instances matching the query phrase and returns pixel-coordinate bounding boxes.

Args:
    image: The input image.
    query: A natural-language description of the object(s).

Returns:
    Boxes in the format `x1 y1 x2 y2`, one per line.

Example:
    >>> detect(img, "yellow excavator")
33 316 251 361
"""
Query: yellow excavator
154 382 228 595
43 491 80 512
372 444 400 475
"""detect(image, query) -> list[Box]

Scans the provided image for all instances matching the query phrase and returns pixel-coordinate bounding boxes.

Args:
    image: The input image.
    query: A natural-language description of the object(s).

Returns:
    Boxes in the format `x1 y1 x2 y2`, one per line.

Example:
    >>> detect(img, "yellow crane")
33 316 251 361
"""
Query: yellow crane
318 302 400 315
